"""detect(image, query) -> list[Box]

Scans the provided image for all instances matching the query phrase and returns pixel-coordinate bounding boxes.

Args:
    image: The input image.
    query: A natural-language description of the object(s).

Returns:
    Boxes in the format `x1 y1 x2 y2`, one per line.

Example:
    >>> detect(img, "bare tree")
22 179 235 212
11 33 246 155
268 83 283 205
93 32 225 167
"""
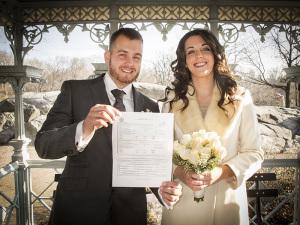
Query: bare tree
67 57 88 80
0 50 13 65
23 57 49 92
0 49 92 93
272 25 300 107
272 25 300 67
151 51 174 85
238 26 300 107
240 39 285 89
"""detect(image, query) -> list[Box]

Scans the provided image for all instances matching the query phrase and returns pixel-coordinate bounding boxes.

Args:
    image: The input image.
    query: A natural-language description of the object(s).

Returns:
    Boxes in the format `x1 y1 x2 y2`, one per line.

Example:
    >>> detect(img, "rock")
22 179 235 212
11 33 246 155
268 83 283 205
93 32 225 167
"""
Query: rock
24 98 52 115
280 117 300 137
0 114 5 131
23 92 59 115
261 135 286 153
23 91 60 105
25 115 46 142
0 99 40 123
0 113 15 131
24 104 40 122
133 82 165 100
285 139 300 154
256 106 300 136
0 127 14 145
256 106 300 153
0 99 14 113
259 123 292 140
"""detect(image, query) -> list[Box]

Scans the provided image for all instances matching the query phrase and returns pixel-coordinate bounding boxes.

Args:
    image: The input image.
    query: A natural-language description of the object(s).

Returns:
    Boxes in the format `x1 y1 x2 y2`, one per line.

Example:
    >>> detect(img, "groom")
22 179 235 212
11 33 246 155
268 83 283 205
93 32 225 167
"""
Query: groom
35 28 181 225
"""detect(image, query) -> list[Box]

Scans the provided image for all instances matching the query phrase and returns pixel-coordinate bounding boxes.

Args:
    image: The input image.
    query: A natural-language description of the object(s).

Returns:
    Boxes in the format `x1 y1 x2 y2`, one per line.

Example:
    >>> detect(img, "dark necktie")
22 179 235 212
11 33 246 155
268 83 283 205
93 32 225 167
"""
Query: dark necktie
111 89 126 111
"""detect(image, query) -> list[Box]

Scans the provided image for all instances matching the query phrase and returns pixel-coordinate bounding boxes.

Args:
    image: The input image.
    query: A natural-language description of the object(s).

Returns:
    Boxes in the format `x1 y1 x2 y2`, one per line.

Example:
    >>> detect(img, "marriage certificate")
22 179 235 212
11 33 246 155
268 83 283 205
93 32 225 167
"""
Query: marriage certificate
112 112 174 187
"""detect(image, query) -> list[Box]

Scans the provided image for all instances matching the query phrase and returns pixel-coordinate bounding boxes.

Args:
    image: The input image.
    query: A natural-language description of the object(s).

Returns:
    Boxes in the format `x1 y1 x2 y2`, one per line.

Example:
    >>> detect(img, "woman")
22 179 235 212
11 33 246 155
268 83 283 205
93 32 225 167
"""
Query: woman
161 29 264 225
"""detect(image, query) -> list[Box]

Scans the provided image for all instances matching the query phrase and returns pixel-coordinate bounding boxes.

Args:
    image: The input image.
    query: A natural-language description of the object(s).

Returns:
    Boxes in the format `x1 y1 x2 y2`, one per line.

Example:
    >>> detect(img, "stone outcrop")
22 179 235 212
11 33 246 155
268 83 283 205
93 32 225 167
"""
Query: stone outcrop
0 97 41 144
256 106 300 153
133 82 166 100
0 127 14 145
0 85 299 154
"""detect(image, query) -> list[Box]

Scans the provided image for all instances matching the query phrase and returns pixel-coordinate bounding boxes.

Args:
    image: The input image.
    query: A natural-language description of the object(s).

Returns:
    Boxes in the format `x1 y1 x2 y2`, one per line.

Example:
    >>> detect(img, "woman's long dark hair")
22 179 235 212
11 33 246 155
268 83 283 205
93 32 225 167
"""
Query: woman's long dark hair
164 29 237 111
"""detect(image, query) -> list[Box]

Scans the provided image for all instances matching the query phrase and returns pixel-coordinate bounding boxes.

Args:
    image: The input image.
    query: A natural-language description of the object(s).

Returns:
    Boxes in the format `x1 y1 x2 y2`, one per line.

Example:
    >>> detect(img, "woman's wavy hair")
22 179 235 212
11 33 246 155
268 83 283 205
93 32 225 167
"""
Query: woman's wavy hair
164 29 237 111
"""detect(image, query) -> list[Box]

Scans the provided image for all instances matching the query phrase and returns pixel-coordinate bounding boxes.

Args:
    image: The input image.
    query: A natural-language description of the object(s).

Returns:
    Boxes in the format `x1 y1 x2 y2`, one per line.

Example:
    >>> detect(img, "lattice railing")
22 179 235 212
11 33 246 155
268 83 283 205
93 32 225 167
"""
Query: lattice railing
0 162 19 225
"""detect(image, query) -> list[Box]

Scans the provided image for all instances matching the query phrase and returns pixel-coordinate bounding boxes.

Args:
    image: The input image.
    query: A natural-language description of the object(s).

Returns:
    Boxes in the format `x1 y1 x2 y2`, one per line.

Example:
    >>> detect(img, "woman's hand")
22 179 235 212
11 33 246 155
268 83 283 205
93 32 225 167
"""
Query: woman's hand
159 181 182 207
174 165 235 191
174 166 204 191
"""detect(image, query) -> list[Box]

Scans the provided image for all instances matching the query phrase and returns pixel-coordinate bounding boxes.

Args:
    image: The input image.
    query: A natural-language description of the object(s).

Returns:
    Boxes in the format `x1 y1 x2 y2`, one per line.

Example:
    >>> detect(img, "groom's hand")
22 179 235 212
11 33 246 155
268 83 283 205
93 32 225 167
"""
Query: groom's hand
159 181 182 207
83 104 121 138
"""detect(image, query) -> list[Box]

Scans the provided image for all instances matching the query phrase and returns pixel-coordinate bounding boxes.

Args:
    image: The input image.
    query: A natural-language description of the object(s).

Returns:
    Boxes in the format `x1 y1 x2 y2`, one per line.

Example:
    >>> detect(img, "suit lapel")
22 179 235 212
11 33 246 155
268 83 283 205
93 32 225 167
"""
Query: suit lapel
89 74 112 145
133 86 144 112
90 74 111 106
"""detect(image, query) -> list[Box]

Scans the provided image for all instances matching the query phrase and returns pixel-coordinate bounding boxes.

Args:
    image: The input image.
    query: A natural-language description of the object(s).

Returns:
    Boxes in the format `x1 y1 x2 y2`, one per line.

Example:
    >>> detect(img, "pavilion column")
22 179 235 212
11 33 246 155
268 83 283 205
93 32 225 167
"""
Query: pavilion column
12 15 23 66
209 1 219 40
109 4 119 36
284 66 300 107
2 6 36 225
10 78 31 225
11 10 31 225
0 66 42 225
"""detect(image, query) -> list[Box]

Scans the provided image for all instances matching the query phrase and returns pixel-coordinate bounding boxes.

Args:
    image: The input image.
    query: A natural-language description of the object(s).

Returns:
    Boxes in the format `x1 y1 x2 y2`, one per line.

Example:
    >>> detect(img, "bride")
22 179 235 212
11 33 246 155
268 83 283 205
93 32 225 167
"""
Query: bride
160 29 264 225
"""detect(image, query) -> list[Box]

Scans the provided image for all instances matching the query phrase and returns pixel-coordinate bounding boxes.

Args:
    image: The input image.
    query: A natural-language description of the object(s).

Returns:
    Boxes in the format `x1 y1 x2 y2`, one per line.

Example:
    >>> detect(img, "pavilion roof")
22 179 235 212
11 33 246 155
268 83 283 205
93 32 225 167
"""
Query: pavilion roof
0 0 299 25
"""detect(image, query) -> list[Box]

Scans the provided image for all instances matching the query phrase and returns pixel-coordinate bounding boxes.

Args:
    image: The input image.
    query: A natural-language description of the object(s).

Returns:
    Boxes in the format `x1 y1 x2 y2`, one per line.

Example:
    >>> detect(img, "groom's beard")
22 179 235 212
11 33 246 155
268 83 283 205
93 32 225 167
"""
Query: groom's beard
109 60 140 85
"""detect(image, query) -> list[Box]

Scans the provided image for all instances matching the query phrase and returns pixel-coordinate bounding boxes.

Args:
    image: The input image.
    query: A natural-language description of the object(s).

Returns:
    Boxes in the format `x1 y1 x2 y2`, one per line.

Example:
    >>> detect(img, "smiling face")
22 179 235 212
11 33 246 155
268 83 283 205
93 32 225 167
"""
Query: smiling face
184 35 215 80
104 34 143 88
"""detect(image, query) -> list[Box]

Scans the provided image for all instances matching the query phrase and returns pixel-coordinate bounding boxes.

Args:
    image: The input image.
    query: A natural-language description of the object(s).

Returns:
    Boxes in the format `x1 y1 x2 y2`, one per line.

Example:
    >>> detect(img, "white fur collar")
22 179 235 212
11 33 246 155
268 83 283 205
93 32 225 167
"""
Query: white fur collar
169 84 245 139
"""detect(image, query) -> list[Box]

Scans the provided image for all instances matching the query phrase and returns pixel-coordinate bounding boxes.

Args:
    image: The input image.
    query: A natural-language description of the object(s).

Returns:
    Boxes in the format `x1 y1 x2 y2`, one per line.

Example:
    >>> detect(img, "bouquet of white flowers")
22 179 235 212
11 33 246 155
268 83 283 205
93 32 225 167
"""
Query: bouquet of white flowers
173 129 225 202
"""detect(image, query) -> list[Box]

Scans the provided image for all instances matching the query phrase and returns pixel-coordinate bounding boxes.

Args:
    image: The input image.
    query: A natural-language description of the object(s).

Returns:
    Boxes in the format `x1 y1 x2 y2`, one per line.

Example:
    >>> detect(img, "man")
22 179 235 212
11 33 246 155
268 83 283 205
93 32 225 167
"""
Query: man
35 28 181 225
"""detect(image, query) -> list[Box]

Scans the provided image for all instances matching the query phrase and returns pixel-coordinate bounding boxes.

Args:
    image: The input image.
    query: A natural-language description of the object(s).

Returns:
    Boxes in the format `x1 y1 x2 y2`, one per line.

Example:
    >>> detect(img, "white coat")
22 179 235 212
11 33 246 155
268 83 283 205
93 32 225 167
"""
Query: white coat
161 85 264 225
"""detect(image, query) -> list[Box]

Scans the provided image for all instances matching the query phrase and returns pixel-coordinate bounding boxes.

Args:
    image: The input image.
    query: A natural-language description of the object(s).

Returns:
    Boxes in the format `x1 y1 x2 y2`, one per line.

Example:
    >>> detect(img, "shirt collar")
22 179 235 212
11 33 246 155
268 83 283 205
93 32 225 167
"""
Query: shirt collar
104 72 133 98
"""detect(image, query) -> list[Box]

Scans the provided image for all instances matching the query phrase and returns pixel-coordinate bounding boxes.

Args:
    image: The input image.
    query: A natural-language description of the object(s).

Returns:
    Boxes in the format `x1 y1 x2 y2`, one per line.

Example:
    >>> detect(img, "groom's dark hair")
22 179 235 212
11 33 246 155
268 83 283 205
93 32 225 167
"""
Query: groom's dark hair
109 27 143 49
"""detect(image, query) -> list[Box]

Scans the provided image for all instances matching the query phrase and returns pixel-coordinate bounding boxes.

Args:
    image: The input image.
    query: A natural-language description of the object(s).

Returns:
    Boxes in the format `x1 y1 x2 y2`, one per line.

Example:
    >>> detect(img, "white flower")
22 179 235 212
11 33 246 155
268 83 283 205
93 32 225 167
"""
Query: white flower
190 136 203 149
186 149 199 165
201 147 211 155
178 148 191 161
174 129 224 173
180 134 192 146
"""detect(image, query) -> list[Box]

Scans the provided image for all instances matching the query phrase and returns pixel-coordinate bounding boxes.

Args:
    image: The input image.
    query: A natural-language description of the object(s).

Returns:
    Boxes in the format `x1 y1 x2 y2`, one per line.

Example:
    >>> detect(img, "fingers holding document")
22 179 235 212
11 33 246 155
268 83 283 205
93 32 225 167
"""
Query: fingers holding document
83 104 121 138
159 181 182 207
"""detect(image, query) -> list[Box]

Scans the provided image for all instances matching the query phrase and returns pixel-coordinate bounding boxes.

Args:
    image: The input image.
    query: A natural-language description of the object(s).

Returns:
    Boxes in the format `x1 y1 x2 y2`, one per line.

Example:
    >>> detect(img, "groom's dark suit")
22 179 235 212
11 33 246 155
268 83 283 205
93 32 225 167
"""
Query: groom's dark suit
35 75 160 225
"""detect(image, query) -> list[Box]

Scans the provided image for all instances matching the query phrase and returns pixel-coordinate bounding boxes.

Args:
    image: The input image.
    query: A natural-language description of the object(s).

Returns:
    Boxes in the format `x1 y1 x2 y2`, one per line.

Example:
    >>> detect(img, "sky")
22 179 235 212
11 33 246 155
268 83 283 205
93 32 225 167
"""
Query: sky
0 25 181 66
0 24 283 76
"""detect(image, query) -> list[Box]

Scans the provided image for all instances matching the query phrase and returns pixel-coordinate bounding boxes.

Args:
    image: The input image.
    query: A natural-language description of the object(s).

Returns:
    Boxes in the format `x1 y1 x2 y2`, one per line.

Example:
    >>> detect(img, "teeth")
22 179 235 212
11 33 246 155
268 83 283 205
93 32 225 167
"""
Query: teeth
195 62 206 67
121 68 133 73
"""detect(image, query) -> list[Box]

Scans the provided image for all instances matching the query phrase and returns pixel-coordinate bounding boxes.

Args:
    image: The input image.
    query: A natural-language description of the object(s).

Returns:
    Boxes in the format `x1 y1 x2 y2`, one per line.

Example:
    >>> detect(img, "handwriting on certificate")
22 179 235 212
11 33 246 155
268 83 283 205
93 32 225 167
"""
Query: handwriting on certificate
112 112 174 187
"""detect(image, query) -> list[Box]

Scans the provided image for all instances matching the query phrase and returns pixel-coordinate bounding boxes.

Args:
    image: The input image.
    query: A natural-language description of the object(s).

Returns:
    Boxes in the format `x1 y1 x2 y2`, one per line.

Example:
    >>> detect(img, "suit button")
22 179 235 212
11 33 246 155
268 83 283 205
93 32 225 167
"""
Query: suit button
64 150 73 155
